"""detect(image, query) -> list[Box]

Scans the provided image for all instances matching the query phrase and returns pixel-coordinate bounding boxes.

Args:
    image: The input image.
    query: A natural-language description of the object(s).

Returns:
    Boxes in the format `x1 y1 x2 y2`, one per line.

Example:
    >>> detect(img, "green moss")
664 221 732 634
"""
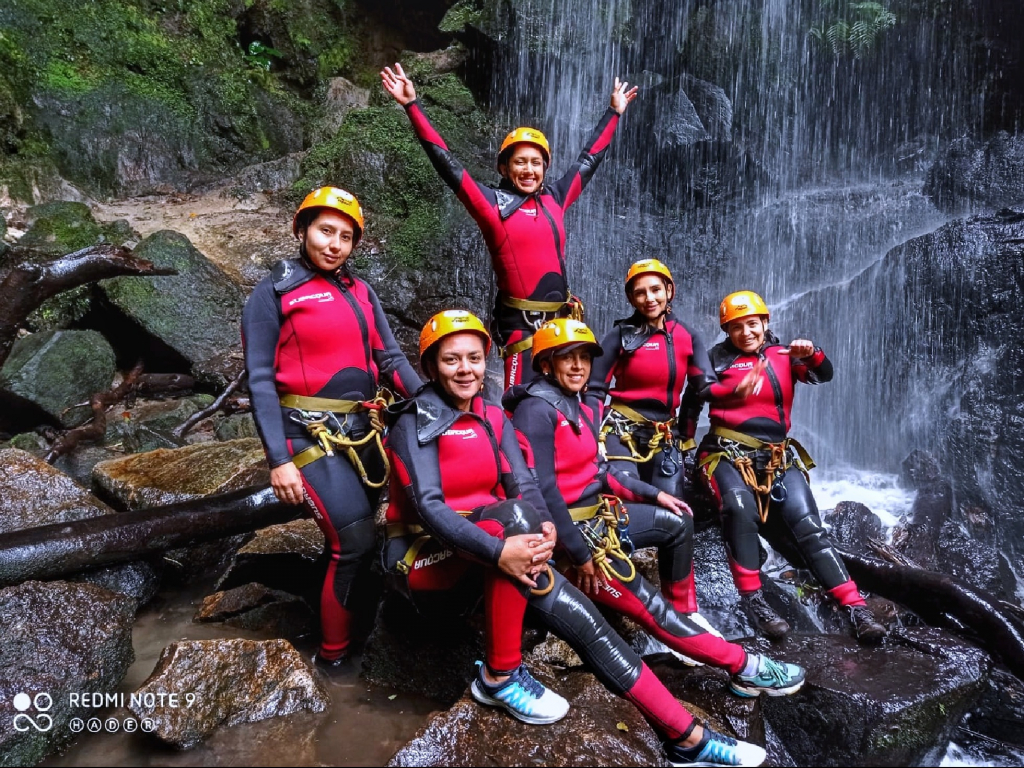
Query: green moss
438 0 484 33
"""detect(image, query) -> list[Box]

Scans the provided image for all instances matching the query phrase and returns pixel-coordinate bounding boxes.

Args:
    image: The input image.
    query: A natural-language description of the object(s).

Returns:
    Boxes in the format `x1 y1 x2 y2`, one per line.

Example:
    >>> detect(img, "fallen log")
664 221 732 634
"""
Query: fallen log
0 487 300 587
0 244 177 367
835 545 1024 681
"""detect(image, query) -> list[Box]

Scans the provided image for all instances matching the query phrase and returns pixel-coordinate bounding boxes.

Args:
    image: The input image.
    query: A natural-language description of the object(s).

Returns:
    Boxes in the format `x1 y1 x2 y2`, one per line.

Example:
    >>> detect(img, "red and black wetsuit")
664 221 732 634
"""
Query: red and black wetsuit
384 383 700 741
504 377 747 674
403 100 621 387
242 257 421 660
690 334 866 608
589 312 718 497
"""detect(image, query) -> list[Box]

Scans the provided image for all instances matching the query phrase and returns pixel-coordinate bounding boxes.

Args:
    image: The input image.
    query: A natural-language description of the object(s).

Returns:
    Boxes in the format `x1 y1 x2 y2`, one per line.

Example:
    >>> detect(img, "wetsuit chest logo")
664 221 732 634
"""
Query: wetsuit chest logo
643 341 660 350
442 427 479 439
288 291 335 306
731 361 754 370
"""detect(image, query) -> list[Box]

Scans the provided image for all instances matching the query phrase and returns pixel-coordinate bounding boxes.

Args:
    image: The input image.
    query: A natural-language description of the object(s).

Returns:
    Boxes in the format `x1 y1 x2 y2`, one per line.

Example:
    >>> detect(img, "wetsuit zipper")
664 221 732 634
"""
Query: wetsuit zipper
762 350 787 429
329 273 372 372
665 324 677 419
536 195 569 299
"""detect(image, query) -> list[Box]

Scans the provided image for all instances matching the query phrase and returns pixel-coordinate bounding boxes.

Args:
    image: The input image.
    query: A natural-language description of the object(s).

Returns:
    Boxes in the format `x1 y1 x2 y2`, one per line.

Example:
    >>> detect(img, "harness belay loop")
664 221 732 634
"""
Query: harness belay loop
575 496 636 583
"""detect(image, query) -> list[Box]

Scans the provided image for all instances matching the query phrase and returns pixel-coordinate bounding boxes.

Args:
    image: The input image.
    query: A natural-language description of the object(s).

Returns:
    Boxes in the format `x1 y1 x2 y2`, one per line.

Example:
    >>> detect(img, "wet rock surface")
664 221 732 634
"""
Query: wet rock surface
0 581 135 767
128 638 329 750
760 628 990 766
0 329 116 428
70 560 162 611
195 582 314 638
0 447 116 533
214 518 324 599
91 438 269 509
97 229 244 369
362 591 485 705
925 132 1024 211
962 665 1024 747
823 501 883 554
386 662 665 767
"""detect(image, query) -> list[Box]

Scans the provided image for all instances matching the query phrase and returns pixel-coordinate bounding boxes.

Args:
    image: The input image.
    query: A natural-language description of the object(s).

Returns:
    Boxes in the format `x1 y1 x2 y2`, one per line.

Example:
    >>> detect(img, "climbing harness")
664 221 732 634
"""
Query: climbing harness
599 402 696 467
697 427 815 524
282 391 392 488
496 292 585 359
386 513 555 596
570 496 636 584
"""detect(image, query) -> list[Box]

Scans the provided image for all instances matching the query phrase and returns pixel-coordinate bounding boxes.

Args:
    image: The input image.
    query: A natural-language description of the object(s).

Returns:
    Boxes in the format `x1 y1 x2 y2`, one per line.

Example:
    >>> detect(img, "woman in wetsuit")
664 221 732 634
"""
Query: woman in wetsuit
383 309 768 766
242 187 422 669
504 317 805 697
688 290 887 644
381 62 637 387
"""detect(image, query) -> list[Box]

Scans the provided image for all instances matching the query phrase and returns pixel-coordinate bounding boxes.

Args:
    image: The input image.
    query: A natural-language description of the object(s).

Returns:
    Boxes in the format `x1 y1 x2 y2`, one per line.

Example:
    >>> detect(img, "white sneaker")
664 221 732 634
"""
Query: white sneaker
470 662 569 725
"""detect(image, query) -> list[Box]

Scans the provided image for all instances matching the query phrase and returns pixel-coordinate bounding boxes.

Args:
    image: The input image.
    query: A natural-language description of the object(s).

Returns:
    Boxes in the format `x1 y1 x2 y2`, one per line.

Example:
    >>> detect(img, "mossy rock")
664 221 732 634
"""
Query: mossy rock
296 71 492 268
99 230 244 366
0 330 116 427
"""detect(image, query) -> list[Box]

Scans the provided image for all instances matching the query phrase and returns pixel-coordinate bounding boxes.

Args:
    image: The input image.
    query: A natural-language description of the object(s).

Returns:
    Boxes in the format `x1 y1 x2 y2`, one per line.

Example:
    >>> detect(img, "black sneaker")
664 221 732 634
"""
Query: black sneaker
664 726 767 767
848 604 886 645
740 590 790 641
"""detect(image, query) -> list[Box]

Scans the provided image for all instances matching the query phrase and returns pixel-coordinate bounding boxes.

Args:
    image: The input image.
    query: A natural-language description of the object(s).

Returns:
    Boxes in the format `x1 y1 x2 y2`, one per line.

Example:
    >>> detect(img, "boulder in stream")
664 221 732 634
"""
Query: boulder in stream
0 581 135 767
195 582 314 638
129 638 329 750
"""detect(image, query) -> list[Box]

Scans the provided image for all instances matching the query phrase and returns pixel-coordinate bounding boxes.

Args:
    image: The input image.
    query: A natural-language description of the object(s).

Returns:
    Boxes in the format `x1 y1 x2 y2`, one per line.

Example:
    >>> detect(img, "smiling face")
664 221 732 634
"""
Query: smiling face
431 332 488 411
540 348 592 394
725 315 768 354
499 144 546 194
628 274 673 323
299 209 356 272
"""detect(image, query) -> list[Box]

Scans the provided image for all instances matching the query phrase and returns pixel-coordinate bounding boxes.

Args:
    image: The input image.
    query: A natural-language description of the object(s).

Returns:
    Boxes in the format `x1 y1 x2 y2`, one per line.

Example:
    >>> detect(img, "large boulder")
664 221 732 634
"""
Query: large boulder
97 230 244 370
195 582 314 638
925 132 1024 212
761 629 990 766
128 638 329 750
214 518 324 601
0 581 135 767
91 438 268 510
0 447 115 533
386 661 665 767
0 330 116 428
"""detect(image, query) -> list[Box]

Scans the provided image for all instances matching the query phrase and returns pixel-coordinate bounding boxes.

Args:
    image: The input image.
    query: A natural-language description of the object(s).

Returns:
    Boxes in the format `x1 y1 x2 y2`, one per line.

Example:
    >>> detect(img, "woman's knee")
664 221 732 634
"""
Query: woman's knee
478 499 543 537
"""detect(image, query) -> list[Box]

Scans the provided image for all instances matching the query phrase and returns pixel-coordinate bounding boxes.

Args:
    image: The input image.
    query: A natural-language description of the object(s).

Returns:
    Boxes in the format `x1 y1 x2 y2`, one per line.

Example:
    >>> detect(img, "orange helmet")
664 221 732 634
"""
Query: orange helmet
625 259 674 297
531 318 603 372
497 127 551 169
419 310 492 364
293 186 365 243
719 291 770 329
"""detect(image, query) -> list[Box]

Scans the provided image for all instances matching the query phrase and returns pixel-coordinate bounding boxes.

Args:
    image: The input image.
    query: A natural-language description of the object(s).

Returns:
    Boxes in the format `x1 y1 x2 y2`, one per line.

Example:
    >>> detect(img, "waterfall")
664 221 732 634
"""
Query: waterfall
489 0 988 469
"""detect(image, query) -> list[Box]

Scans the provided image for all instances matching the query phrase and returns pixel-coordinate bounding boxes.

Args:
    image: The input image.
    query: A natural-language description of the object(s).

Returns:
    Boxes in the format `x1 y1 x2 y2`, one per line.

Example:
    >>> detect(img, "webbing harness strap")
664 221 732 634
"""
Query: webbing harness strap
572 496 636 583
599 402 695 462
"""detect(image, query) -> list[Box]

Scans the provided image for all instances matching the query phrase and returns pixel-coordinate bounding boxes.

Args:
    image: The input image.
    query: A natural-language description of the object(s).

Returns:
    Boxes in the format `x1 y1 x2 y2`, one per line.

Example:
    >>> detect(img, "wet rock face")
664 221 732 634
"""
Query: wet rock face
195 582 314 638
70 560 162 611
386 662 664 767
0 448 115 534
0 330 116 428
823 501 883 554
963 666 1024 747
98 230 244 370
129 638 329 750
362 591 485 705
91 438 269 510
0 581 135 766
214 518 324 599
761 628 990 766
925 132 1024 212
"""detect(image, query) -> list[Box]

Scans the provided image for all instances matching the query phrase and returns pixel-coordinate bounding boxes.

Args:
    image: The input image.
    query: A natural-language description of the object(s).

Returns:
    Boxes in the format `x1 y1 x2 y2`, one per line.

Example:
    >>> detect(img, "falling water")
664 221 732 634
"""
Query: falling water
489 0 990 469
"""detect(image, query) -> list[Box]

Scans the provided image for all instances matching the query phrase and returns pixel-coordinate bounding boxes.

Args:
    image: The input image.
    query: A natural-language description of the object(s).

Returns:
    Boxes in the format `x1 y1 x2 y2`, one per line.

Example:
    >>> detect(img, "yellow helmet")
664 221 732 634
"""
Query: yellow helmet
531 318 603 372
497 127 551 168
719 290 770 329
293 186 366 243
625 259 674 297
419 309 492 362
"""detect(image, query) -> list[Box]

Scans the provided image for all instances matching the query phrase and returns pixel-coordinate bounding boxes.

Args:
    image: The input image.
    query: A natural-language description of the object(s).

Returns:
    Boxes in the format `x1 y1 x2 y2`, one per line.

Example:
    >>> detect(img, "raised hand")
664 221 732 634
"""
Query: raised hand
610 77 639 114
734 359 767 399
780 339 816 359
381 62 417 105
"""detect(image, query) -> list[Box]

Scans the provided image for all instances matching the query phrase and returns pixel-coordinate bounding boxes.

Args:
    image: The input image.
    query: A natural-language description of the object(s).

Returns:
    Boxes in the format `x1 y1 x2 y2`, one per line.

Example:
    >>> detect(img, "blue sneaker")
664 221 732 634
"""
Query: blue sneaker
730 655 806 698
664 727 766 767
470 662 569 725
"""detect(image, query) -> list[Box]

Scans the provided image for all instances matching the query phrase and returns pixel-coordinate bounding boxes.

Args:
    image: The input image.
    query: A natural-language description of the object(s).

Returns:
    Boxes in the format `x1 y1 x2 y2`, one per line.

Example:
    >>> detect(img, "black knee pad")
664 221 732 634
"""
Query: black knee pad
528 570 641 695
478 499 543 537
